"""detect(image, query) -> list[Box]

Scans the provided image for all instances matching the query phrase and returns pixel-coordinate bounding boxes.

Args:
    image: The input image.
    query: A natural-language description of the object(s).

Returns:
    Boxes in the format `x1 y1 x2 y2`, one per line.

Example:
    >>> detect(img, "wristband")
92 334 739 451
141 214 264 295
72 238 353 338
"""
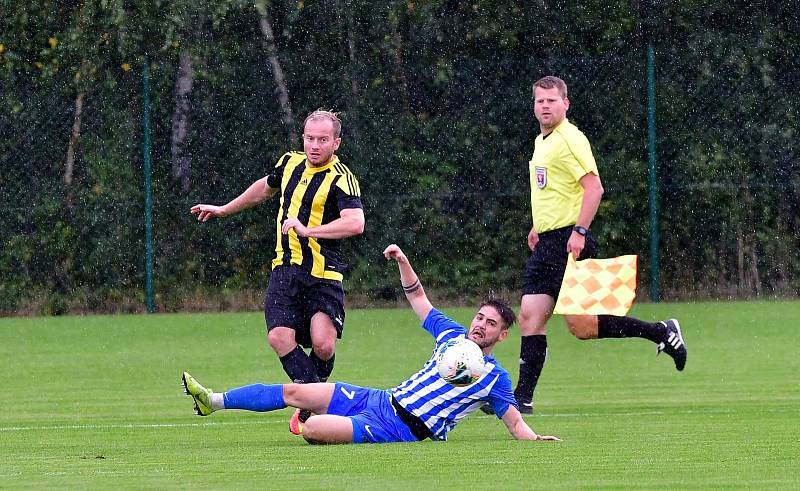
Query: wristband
573 225 589 237
402 279 421 293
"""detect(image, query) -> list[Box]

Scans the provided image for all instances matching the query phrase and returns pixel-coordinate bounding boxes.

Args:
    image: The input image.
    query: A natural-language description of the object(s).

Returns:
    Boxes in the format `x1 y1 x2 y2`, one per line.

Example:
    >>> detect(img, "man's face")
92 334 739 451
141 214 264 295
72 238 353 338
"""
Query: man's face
533 86 569 132
468 305 509 350
303 119 340 166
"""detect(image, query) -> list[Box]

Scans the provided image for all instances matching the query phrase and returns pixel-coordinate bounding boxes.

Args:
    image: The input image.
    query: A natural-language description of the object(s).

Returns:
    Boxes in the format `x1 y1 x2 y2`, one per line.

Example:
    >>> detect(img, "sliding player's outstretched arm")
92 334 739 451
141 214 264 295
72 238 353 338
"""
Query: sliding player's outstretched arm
501 406 560 441
383 244 433 321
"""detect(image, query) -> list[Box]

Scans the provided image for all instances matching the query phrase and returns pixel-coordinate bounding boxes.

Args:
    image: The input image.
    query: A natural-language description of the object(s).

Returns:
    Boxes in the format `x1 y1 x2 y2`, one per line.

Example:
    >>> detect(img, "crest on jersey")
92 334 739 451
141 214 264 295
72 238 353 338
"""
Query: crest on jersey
535 166 547 189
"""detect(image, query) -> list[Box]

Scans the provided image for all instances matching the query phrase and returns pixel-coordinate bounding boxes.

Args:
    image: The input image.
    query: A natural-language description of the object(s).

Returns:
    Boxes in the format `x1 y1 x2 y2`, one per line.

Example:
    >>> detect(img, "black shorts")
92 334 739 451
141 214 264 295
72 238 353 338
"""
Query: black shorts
264 265 345 348
522 225 598 299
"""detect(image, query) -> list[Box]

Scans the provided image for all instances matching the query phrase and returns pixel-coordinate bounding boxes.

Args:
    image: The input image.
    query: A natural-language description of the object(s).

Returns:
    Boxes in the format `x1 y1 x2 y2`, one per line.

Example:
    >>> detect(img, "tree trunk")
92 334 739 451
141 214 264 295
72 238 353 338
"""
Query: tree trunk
336 0 361 140
337 0 360 102
64 91 85 186
774 193 790 289
717 222 727 295
255 1 298 144
388 5 411 113
736 220 745 295
742 189 760 296
171 50 193 197
749 243 762 296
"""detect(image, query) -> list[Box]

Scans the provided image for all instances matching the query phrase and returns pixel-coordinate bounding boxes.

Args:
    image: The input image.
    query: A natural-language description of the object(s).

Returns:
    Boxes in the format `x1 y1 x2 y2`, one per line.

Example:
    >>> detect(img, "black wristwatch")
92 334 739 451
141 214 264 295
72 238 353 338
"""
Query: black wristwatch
573 225 589 237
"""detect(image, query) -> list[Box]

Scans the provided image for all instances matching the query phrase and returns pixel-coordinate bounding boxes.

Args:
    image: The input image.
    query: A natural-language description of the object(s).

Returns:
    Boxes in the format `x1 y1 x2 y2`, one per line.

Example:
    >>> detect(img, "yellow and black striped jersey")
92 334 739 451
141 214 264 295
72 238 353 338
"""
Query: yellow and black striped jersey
269 151 362 281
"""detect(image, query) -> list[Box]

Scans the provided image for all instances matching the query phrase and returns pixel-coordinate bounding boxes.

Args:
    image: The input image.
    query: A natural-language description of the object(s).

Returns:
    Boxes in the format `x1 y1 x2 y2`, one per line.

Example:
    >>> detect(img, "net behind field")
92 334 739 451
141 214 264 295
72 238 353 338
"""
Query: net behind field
2 5 798 314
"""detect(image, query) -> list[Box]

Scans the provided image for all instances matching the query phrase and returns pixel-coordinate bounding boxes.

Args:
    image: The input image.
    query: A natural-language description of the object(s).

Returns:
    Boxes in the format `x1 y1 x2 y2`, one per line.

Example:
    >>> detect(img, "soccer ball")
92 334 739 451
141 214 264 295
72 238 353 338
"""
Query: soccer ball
436 337 485 386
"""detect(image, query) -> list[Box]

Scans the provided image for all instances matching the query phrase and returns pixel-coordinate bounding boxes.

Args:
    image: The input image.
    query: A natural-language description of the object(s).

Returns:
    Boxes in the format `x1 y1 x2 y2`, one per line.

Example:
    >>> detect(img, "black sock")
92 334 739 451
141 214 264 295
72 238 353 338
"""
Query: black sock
514 335 547 404
310 351 335 382
597 315 667 343
279 345 320 384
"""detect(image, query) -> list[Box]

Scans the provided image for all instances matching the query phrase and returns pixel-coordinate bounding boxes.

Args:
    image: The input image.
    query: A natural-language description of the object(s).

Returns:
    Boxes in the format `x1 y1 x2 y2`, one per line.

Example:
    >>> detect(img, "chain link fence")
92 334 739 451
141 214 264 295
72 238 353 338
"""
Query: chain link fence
2 39 798 315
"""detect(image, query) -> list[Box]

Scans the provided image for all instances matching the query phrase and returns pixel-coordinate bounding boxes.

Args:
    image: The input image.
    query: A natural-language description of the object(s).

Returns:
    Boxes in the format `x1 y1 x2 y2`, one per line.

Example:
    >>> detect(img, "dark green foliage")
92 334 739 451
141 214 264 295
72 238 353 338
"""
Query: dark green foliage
1 2 798 313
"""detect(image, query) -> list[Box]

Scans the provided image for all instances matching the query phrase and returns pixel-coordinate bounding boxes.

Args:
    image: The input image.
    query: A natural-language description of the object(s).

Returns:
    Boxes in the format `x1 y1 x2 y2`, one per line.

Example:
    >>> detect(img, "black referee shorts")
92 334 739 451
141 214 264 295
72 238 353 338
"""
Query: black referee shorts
522 225 598 300
264 265 345 348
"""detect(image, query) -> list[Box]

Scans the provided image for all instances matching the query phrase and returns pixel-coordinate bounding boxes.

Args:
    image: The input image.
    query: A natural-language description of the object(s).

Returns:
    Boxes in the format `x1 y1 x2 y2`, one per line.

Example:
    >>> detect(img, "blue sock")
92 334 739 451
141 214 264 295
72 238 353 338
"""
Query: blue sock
222 384 286 412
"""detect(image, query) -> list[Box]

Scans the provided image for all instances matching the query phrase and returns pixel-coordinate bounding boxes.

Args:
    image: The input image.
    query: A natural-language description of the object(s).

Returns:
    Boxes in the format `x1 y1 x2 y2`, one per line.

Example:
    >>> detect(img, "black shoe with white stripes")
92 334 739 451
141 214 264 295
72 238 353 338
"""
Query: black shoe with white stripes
518 401 534 414
657 319 687 371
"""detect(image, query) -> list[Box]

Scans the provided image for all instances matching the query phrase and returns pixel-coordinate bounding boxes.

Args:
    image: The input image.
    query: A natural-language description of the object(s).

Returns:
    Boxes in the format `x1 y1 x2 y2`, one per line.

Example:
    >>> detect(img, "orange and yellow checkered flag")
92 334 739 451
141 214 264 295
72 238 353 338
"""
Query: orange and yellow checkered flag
554 254 638 316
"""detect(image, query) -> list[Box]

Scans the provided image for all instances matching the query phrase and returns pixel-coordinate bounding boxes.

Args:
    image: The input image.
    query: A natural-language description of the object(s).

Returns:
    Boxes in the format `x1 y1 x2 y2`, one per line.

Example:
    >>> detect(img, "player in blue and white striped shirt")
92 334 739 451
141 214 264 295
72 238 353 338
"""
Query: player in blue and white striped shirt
182 244 559 444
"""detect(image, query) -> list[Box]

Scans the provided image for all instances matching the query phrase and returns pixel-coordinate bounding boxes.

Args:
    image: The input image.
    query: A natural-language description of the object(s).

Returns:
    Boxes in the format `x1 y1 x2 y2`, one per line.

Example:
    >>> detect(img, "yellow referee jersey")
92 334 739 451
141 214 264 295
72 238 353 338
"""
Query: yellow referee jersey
529 119 598 233
270 151 362 281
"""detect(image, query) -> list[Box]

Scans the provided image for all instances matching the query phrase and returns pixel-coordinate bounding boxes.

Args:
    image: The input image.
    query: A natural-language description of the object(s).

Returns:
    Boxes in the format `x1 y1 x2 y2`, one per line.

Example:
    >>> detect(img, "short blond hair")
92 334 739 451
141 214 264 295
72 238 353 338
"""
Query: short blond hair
532 76 568 99
304 108 342 138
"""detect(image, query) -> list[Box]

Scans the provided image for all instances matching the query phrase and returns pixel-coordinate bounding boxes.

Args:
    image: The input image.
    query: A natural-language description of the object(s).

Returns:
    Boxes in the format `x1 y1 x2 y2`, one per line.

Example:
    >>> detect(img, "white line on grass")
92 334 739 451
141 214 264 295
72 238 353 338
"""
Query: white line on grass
0 420 282 432
476 406 799 419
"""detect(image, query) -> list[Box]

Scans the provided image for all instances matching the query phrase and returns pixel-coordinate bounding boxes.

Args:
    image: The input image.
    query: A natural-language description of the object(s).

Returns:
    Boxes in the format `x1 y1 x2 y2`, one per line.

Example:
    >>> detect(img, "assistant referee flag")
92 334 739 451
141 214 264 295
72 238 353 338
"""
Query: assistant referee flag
554 254 638 316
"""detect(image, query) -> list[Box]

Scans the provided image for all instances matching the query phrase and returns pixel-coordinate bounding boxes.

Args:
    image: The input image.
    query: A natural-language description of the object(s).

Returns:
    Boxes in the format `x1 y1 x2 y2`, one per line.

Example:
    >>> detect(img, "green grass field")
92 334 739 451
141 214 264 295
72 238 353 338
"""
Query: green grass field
2 301 799 489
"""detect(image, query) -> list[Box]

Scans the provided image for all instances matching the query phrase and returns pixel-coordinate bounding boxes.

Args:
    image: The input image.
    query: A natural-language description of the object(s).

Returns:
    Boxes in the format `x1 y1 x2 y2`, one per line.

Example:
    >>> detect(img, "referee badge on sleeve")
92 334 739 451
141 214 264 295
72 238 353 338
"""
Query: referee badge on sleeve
535 166 547 189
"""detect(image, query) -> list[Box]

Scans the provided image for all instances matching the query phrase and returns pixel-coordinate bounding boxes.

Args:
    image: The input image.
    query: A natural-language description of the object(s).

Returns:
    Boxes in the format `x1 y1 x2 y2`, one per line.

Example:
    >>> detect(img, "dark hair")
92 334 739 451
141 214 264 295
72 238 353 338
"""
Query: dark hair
480 297 517 330
532 75 568 99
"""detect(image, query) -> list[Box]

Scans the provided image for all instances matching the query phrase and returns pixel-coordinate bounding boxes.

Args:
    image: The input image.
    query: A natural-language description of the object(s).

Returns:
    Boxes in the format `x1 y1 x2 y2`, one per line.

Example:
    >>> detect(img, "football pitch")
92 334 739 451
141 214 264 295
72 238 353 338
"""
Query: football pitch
2 301 799 489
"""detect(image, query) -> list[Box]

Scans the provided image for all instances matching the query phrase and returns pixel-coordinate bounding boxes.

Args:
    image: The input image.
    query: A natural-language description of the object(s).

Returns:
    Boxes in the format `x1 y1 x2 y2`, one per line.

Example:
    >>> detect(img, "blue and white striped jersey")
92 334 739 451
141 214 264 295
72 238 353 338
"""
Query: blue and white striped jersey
390 309 518 440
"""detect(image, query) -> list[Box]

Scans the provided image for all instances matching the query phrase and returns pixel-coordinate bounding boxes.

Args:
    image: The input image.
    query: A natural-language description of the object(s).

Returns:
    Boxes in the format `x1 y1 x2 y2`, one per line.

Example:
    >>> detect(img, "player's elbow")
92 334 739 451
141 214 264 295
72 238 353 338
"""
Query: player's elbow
583 174 604 198
590 179 604 198
255 178 271 199
352 217 365 235
343 210 365 236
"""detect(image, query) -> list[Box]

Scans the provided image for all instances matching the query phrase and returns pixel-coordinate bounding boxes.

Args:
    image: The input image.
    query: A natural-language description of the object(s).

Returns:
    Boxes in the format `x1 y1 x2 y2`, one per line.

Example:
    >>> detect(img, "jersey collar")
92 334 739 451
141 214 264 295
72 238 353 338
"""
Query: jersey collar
305 154 339 173
541 117 569 139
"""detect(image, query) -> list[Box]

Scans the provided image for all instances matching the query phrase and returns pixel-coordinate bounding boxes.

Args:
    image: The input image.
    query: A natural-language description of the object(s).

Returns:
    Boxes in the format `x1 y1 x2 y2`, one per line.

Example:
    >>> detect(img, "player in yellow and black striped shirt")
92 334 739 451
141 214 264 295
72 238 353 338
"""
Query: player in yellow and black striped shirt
269 150 361 282
191 110 364 433
509 77 686 416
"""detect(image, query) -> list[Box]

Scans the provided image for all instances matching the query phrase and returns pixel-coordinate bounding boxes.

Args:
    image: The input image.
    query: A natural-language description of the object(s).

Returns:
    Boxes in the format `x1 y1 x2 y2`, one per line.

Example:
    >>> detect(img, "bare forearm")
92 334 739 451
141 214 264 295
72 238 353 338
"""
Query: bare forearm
398 261 431 318
222 178 271 215
306 214 364 239
510 420 539 440
383 244 433 321
502 407 556 441
576 184 603 228
395 257 420 292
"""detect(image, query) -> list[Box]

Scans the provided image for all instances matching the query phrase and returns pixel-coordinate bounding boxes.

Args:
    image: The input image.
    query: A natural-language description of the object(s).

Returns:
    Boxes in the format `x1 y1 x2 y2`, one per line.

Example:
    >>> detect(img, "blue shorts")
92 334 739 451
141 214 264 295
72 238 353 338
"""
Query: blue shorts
326 382 420 444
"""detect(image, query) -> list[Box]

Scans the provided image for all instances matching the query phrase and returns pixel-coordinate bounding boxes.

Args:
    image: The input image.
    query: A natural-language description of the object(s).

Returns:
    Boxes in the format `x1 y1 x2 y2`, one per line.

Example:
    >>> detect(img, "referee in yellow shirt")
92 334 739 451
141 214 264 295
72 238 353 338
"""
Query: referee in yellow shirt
513 77 687 414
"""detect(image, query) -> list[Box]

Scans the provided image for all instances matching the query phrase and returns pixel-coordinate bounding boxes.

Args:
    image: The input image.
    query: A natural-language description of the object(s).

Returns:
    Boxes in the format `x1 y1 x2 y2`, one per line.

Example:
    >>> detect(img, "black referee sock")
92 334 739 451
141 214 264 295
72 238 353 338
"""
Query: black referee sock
310 351 335 383
597 315 667 344
514 335 548 404
279 345 320 384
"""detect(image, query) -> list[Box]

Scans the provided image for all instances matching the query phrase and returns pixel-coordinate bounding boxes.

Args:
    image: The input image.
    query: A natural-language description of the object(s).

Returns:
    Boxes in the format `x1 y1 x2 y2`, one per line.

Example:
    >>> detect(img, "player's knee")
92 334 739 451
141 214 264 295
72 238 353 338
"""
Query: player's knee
311 339 335 360
267 328 295 353
518 311 547 335
301 416 326 442
281 383 302 403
